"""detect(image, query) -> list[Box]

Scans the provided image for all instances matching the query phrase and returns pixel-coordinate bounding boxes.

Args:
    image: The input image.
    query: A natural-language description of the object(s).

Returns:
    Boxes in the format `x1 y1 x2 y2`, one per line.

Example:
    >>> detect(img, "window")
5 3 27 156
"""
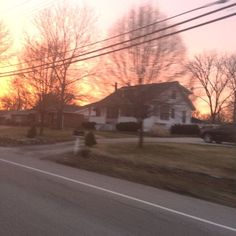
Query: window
182 111 186 123
153 105 159 116
107 107 119 119
95 108 101 117
160 105 170 120
171 109 175 119
171 90 177 99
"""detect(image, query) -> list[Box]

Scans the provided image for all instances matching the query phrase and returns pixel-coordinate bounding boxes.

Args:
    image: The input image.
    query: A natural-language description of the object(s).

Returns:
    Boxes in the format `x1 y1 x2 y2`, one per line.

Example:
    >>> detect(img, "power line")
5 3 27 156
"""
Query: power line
23 0 55 18
49 13 236 67
0 0 32 14
0 0 53 16
0 0 231 70
0 11 235 78
0 3 235 77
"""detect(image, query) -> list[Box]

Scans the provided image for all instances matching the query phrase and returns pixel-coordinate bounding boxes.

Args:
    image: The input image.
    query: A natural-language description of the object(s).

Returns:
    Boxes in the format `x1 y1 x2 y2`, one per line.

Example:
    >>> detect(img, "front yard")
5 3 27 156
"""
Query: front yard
0 125 137 146
53 142 236 208
0 126 75 145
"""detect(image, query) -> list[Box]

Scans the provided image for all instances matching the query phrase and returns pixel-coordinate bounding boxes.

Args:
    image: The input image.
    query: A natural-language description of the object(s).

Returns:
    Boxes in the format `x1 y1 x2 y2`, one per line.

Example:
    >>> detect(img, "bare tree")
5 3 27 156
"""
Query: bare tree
0 20 12 104
0 20 11 63
0 77 33 110
19 41 58 134
225 54 236 123
21 1 96 129
187 53 231 123
100 4 185 89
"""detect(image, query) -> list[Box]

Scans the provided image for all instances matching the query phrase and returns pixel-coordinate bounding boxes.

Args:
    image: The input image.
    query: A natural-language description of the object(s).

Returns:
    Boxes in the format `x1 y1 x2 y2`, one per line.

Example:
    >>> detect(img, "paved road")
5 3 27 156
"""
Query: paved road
0 145 236 236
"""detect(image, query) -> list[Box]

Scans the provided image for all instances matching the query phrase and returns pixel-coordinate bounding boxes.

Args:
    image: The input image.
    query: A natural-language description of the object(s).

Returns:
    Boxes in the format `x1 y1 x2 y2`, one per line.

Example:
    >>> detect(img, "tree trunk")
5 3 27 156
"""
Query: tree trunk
233 91 236 124
210 112 216 124
39 111 45 136
138 120 144 148
57 108 64 130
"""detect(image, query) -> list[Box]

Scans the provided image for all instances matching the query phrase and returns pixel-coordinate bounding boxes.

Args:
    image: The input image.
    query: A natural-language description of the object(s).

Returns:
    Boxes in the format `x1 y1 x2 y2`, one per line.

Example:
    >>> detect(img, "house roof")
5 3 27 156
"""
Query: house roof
0 110 36 116
80 81 195 110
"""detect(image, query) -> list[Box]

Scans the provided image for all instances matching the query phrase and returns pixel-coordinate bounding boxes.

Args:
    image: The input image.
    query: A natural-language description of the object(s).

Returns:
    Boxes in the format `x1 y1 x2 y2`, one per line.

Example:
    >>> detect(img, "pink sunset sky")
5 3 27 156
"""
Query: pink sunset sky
0 0 235 56
86 0 236 56
0 0 235 112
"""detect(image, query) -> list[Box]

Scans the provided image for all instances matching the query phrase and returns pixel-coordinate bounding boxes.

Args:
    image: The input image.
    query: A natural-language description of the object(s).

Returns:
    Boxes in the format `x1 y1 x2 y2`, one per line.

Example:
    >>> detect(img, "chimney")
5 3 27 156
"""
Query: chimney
115 82 118 91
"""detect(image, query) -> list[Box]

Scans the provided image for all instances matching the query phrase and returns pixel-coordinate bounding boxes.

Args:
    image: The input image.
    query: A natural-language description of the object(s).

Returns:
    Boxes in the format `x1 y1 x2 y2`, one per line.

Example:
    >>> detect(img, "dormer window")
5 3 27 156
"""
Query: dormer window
171 90 177 99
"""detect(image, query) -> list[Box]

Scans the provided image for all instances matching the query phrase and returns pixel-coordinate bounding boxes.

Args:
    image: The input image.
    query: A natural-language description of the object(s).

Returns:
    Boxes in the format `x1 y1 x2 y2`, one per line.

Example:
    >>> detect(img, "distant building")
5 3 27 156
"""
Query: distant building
0 104 84 128
77 81 195 131
0 110 36 125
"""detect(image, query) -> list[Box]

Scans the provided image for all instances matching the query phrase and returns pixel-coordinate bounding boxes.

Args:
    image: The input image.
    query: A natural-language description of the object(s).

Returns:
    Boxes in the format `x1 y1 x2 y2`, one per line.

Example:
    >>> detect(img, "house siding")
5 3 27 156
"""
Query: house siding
77 82 194 131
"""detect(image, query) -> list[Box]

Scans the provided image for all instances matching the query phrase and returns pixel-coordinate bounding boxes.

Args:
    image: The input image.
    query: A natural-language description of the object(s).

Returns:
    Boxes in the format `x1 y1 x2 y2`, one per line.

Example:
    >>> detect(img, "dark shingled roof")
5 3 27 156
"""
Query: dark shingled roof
81 81 194 110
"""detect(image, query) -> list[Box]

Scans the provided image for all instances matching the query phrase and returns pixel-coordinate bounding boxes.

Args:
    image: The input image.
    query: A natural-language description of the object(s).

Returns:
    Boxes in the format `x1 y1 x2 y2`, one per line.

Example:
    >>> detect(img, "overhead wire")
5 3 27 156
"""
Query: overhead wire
0 0 32 14
0 2 235 77
0 0 232 70
0 10 235 78
23 0 55 18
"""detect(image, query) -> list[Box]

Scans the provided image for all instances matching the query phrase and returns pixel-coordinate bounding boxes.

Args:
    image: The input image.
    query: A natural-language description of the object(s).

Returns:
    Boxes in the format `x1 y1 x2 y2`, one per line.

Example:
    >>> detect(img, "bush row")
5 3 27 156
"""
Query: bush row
79 122 200 135
116 122 140 132
170 124 200 135
82 121 96 130
81 121 140 132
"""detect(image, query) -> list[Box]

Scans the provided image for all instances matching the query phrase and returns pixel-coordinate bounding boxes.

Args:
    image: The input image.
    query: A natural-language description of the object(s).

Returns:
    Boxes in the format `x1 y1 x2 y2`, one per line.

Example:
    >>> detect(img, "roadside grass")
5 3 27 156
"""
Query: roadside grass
94 130 137 138
0 125 74 145
96 143 236 179
55 142 236 208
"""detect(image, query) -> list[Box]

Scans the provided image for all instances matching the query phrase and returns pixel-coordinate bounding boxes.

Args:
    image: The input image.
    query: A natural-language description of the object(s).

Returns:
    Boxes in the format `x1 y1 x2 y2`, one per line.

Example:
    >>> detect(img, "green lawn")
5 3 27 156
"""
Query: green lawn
55 142 236 208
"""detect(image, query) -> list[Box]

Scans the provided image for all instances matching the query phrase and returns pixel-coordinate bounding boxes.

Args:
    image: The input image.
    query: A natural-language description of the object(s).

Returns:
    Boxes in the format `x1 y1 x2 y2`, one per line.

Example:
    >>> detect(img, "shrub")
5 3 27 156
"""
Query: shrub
170 124 200 135
116 122 140 132
27 126 37 138
82 121 96 130
73 130 85 136
85 131 97 147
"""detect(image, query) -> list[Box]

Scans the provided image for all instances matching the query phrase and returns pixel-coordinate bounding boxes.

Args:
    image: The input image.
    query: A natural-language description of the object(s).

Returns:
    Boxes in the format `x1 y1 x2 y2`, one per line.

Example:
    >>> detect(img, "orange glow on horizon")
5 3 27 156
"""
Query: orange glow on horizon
0 0 235 113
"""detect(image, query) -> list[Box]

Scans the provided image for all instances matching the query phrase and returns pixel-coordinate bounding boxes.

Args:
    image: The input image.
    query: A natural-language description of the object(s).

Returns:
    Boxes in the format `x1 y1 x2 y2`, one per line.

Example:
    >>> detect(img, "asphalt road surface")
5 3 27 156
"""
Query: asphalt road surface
0 145 236 236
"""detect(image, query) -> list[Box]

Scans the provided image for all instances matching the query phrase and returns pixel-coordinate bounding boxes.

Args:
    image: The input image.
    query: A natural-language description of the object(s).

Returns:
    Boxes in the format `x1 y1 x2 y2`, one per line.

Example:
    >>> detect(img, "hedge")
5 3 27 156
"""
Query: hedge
116 122 140 132
82 122 96 130
170 124 200 135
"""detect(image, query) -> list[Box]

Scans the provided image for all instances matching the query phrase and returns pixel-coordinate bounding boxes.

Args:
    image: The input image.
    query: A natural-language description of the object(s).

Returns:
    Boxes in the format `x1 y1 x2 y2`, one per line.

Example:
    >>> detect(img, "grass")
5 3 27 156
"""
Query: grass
0 125 29 138
94 130 137 138
0 125 74 145
54 142 236 208
0 125 137 144
96 143 236 179
0 125 138 145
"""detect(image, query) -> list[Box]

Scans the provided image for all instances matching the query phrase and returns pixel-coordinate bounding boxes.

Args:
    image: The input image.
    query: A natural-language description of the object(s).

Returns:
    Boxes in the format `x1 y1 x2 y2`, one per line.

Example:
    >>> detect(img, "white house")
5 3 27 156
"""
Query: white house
77 81 195 131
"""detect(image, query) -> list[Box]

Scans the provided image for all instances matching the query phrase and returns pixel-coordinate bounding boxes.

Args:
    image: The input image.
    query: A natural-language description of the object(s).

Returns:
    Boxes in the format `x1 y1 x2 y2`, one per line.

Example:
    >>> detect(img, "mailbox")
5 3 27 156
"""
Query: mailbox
73 130 85 136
